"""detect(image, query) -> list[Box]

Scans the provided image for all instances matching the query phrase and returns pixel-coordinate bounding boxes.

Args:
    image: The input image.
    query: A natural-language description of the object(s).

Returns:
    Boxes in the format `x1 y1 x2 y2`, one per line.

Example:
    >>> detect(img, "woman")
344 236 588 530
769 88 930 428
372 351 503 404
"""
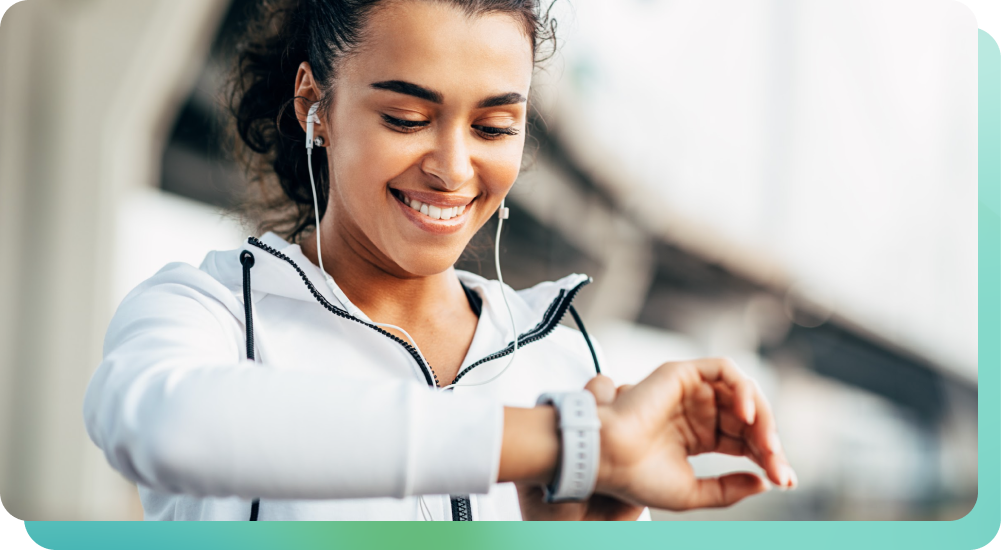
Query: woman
83 0 796 521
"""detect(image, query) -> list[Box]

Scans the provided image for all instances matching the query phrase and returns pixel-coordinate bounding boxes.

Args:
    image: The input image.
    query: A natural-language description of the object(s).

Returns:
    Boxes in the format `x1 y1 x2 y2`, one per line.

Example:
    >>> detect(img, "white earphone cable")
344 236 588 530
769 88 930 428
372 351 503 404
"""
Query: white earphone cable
307 148 336 291
309 149 435 385
419 493 432 521
438 204 518 391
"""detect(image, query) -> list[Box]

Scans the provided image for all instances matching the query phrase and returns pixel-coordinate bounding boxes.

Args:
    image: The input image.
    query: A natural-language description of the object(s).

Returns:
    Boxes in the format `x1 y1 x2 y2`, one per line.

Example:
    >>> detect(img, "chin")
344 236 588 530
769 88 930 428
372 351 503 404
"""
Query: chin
390 246 465 277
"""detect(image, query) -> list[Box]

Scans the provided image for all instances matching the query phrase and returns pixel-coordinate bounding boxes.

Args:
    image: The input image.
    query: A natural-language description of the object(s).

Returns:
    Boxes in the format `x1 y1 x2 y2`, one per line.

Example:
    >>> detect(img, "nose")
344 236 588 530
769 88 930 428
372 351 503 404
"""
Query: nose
420 126 475 190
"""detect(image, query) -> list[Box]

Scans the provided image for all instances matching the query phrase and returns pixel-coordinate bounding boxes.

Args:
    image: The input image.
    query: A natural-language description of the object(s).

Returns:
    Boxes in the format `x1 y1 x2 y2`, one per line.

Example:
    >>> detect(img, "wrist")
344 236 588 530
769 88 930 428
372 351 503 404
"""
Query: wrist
498 406 559 485
595 404 623 495
536 391 601 502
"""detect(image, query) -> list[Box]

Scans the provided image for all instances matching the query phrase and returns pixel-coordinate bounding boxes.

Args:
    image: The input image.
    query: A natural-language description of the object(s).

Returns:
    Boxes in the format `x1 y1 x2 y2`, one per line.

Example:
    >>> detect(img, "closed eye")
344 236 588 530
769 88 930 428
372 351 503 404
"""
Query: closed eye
381 113 429 131
473 125 519 139
383 113 519 140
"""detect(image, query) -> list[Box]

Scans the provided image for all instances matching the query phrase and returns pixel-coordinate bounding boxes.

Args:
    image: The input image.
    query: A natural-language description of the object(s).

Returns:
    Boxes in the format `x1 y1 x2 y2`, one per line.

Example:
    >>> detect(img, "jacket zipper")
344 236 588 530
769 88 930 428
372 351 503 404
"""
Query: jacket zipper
449 281 588 385
248 237 590 521
249 236 589 387
249 237 439 387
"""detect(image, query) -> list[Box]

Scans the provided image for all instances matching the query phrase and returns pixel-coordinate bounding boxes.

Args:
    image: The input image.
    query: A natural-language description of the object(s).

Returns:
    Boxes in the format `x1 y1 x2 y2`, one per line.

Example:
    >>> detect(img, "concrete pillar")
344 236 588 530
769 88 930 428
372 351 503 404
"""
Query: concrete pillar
0 0 227 520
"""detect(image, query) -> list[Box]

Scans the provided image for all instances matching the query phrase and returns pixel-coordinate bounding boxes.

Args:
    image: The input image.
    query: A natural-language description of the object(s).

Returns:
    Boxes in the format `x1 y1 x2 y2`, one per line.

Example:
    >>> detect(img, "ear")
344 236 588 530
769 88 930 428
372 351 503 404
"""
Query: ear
294 62 325 140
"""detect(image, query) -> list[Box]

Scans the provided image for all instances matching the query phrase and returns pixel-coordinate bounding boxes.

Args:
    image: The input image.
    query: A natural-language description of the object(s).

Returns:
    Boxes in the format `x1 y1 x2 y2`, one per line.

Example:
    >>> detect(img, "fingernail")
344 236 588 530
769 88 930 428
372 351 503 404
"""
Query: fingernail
744 401 756 423
780 466 795 489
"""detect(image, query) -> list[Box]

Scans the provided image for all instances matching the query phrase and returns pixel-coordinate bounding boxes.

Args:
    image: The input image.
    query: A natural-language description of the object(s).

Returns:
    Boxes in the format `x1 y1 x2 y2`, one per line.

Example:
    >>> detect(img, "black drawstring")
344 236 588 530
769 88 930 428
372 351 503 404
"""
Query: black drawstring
241 251 256 361
568 305 601 374
240 251 262 522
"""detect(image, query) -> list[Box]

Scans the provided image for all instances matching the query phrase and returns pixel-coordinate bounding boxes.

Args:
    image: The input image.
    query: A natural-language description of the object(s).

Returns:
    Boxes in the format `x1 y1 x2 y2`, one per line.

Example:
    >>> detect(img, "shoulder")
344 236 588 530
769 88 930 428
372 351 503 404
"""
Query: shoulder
112 234 277 324
114 251 244 320
104 251 247 357
456 270 591 323
513 273 593 310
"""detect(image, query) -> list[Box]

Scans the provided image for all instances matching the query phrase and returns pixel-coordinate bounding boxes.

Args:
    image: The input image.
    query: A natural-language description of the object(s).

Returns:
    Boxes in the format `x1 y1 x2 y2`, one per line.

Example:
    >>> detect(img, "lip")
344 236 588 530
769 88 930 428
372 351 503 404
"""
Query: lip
390 189 474 235
391 188 476 208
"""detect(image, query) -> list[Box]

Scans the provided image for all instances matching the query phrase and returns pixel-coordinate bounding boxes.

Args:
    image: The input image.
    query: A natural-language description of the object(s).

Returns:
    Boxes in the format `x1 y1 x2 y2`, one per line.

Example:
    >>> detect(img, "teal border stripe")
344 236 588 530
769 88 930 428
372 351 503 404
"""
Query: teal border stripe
16 29 1001 550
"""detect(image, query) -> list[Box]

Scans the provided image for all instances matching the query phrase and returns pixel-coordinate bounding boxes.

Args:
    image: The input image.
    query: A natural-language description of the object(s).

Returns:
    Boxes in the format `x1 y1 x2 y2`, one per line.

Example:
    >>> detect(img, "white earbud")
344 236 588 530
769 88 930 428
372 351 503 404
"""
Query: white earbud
306 103 321 150
304 102 336 296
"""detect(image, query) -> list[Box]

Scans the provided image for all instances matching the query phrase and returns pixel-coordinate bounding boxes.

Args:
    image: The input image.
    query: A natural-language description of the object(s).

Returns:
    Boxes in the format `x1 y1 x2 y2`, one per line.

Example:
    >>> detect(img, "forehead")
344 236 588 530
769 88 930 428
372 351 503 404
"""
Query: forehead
339 1 535 100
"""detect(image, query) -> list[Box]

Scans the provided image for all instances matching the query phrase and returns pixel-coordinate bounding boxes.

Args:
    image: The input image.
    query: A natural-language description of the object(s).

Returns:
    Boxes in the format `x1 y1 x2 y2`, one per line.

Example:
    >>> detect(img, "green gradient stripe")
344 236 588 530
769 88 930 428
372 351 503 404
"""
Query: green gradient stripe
18 30 1001 550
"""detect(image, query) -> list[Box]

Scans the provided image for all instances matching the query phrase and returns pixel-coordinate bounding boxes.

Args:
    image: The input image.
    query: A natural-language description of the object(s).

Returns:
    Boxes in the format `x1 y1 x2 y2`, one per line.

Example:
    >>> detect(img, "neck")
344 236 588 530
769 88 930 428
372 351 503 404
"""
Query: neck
299 217 468 326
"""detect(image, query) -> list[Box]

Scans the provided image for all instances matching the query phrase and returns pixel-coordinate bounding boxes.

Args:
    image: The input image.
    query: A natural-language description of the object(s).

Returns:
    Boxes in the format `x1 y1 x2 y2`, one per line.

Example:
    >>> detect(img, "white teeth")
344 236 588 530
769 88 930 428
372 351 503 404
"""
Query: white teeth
401 194 469 221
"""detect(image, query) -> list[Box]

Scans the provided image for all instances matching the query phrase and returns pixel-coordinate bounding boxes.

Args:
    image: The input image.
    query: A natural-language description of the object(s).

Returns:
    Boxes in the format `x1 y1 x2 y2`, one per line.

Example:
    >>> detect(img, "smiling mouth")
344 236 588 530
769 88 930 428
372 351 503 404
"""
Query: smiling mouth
390 189 473 221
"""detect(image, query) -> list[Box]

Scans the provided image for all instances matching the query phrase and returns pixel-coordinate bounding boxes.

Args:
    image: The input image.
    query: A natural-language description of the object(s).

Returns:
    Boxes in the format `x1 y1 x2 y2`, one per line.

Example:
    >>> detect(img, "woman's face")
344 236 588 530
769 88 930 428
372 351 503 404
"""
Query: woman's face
301 1 534 278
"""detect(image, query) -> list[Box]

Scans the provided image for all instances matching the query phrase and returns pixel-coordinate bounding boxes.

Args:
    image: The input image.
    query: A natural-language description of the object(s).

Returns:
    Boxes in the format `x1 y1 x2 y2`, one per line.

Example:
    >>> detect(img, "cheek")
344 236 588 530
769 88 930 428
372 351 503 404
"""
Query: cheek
478 140 525 196
327 122 422 205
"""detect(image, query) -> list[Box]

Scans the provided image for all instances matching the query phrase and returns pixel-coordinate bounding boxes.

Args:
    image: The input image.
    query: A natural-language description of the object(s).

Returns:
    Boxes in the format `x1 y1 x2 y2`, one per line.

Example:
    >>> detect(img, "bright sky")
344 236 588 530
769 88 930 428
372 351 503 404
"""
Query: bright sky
542 0 981 382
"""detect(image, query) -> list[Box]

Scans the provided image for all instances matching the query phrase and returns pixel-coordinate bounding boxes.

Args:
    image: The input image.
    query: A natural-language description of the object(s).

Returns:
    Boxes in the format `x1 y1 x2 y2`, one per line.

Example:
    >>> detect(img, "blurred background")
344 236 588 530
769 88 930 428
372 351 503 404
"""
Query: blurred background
0 0 978 521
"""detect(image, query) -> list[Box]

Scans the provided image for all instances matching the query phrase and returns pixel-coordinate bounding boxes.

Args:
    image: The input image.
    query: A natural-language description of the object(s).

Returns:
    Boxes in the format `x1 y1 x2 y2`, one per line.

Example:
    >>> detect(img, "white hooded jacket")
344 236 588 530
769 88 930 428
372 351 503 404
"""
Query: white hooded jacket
84 232 645 521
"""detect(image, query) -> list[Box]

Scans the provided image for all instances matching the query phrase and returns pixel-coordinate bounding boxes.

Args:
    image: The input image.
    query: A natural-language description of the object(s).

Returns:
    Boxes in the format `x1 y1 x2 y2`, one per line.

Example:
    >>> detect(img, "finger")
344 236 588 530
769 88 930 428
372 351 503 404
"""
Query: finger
683 472 769 509
584 375 617 405
714 433 748 457
715 376 796 489
718 409 747 439
682 381 718 452
712 382 764 454
616 384 635 398
712 383 749 436
743 382 797 489
712 381 734 407
691 358 755 424
714 400 776 474
712 382 758 441
712 378 767 456
714 434 769 472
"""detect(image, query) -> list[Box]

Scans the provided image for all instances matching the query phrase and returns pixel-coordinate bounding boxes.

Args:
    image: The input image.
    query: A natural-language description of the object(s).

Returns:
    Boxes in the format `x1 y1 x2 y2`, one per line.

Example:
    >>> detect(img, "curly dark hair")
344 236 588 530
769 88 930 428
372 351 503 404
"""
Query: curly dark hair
228 0 557 242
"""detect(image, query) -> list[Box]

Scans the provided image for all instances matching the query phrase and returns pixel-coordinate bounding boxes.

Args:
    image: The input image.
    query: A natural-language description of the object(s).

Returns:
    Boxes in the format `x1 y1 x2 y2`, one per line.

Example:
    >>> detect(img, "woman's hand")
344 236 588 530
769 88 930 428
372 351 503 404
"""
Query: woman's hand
516 376 645 521
594 358 796 511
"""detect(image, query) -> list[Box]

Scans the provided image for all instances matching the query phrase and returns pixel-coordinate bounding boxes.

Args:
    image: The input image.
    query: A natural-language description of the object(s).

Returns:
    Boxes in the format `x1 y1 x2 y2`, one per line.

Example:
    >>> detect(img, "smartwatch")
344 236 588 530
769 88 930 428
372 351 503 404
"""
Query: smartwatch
536 391 602 503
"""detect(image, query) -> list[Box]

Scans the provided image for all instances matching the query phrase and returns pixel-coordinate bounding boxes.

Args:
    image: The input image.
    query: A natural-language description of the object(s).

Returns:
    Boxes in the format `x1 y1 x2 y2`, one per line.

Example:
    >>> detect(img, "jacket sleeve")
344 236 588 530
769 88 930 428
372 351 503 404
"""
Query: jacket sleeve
82 270 503 500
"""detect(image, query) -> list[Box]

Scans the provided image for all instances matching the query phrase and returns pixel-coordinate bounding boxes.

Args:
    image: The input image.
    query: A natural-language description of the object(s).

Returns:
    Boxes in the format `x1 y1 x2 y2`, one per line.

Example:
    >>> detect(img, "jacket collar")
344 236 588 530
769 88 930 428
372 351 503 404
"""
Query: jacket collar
202 232 590 343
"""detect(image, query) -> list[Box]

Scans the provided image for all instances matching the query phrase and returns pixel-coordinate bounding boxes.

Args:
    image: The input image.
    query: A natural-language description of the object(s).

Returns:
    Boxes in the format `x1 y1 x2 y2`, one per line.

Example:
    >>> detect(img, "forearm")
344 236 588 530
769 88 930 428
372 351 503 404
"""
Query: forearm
497 406 559 486
86 358 503 499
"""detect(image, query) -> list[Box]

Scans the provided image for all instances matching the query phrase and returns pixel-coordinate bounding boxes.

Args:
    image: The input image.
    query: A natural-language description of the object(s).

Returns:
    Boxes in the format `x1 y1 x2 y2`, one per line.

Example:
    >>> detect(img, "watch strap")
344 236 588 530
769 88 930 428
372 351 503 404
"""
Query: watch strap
536 391 601 502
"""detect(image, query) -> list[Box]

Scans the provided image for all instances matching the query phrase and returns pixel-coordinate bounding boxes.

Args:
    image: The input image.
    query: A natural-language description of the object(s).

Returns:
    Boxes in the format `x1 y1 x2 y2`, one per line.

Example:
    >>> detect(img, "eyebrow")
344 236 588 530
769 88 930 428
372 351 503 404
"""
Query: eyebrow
371 80 443 104
370 80 527 109
476 92 527 108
